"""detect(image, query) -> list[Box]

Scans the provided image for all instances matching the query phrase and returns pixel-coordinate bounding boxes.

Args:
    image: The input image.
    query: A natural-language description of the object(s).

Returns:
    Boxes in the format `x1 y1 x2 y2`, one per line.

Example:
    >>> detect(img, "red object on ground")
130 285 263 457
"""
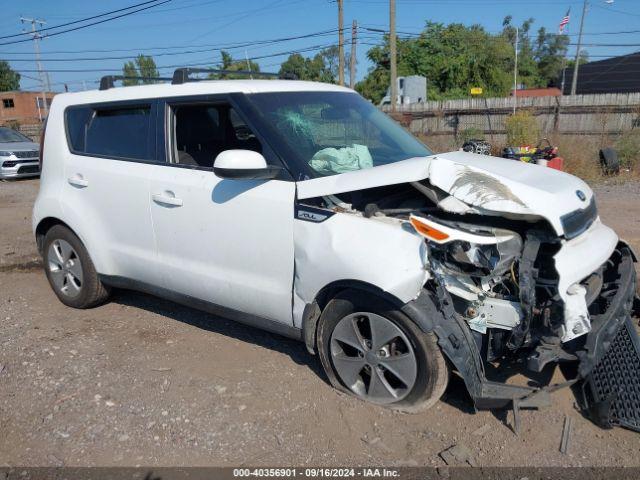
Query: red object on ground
547 156 564 171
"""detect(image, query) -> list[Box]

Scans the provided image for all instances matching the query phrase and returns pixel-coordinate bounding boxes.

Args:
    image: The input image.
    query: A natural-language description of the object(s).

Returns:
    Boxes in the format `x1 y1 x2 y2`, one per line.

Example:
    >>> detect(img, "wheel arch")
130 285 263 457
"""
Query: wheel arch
301 279 408 354
35 217 76 255
35 217 106 275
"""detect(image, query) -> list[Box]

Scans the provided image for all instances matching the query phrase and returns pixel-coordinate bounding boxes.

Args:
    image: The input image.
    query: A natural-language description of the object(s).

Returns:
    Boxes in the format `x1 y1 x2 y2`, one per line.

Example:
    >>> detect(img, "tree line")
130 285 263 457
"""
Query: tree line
0 16 581 103
355 18 579 103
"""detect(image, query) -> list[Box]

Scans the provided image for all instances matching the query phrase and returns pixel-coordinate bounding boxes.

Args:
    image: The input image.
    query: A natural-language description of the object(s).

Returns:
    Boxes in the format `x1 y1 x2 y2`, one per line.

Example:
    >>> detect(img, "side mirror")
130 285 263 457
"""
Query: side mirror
213 150 282 180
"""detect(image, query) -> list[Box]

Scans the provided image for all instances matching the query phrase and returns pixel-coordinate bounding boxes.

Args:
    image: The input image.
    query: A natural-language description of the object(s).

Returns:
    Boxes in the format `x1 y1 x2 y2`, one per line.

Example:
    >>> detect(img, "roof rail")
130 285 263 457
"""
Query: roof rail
171 67 297 84
99 75 173 90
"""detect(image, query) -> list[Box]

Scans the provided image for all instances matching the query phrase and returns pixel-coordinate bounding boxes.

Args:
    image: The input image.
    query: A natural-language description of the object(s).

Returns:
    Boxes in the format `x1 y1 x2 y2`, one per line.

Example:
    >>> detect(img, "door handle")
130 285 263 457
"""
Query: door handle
152 191 183 207
67 174 88 188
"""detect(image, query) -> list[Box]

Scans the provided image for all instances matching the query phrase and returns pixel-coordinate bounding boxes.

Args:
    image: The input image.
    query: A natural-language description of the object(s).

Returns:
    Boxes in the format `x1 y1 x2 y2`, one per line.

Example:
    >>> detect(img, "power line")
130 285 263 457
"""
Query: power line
0 27 344 56
360 27 640 47
0 0 166 41
0 0 172 46
592 3 640 18
2 29 341 62
13 40 346 74
362 25 640 37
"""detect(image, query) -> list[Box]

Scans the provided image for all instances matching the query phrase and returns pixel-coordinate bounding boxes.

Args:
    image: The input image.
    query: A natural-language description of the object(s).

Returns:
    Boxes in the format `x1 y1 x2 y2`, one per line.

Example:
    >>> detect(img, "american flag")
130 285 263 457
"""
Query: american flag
559 8 570 34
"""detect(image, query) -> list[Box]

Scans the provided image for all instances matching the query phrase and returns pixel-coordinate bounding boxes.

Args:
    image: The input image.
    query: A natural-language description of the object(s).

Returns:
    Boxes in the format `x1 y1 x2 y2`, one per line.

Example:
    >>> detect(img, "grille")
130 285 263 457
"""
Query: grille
560 197 598 240
12 150 38 158
2 159 37 167
17 165 39 174
582 316 640 432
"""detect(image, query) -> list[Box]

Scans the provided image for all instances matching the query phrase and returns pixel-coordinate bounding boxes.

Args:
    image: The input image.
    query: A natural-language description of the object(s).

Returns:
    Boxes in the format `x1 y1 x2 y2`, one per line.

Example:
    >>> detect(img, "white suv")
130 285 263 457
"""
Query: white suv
33 72 638 418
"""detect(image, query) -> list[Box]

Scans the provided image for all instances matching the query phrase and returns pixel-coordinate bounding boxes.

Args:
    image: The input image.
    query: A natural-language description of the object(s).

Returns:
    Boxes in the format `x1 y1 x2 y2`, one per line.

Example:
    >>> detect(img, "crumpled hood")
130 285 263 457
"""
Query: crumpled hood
427 151 593 234
296 151 594 236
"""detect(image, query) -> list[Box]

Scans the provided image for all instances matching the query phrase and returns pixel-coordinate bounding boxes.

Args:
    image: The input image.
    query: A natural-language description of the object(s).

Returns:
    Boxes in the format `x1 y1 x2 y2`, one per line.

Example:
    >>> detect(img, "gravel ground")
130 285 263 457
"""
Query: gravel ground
0 177 639 467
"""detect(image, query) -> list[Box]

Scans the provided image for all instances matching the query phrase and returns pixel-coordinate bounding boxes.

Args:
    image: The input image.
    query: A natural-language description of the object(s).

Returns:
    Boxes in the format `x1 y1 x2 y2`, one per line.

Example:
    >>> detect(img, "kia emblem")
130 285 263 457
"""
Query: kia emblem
576 190 586 201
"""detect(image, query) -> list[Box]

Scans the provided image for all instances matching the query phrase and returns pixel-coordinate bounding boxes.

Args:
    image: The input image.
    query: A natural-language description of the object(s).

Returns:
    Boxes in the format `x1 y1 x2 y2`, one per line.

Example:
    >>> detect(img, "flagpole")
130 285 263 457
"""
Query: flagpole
513 26 518 114
571 0 588 95
558 7 571 95
560 10 569 95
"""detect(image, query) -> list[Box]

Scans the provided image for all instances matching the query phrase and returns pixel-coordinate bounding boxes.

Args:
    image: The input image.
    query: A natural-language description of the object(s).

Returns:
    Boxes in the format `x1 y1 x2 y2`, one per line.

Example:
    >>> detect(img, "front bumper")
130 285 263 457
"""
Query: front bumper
553 218 619 342
404 242 638 414
0 159 40 179
577 244 639 431
576 243 637 378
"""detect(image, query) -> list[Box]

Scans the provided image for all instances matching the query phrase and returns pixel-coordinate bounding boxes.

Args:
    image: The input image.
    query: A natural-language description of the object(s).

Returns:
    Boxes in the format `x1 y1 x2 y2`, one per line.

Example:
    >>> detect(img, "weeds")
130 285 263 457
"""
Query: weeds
614 129 640 171
419 131 639 185
505 111 540 146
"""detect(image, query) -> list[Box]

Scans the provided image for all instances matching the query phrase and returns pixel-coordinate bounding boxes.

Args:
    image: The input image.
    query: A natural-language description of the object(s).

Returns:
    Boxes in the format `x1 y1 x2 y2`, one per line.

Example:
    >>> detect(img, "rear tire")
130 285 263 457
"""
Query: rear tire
317 290 449 412
43 225 110 309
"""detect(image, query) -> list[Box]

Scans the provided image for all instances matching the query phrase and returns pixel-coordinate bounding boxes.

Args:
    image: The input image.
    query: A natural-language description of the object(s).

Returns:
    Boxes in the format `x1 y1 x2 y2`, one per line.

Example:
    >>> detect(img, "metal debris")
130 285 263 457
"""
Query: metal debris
560 415 573 454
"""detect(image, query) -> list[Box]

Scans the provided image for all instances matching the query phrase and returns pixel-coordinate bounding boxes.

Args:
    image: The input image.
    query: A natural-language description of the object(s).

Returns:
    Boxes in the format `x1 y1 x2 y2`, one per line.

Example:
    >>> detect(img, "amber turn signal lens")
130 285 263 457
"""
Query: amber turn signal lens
410 217 449 241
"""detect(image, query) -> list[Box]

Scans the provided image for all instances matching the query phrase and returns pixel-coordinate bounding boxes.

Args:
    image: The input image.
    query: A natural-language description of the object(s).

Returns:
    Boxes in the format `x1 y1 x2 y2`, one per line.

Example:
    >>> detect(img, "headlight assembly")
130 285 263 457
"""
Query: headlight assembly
410 214 523 277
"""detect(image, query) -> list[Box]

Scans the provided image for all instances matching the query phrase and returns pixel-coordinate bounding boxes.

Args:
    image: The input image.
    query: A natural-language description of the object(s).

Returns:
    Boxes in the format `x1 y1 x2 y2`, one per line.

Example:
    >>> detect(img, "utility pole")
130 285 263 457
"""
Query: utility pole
21 17 50 116
244 50 253 79
349 20 357 89
513 26 518 114
571 0 588 95
389 0 397 113
337 0 345 86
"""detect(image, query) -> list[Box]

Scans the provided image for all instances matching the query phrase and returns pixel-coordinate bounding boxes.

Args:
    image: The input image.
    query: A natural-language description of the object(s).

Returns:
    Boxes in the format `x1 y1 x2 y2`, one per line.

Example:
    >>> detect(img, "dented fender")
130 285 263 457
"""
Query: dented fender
292 210 429 328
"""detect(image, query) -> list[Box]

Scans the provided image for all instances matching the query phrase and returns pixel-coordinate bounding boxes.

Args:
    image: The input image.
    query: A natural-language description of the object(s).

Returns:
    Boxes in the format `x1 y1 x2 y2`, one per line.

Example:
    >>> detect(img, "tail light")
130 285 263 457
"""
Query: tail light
39 118 47 169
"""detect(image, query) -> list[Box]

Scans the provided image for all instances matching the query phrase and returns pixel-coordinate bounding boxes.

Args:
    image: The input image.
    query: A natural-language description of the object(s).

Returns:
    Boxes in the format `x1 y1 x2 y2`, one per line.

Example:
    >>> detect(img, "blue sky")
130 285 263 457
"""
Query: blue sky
2 0 640 92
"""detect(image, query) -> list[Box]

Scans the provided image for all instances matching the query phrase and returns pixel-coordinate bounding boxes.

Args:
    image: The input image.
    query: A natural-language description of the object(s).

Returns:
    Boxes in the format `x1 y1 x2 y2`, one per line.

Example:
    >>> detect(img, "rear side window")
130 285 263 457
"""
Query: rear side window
66 104 154 161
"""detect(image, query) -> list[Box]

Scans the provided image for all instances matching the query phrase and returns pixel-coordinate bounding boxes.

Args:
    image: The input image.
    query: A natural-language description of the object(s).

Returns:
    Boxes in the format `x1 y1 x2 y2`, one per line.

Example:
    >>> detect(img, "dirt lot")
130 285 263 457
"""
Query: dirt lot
1 178 639 467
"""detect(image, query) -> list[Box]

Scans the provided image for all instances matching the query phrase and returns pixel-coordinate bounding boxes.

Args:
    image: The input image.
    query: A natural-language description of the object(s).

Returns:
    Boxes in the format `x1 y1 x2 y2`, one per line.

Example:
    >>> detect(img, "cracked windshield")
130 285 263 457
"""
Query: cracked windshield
247 91 432 178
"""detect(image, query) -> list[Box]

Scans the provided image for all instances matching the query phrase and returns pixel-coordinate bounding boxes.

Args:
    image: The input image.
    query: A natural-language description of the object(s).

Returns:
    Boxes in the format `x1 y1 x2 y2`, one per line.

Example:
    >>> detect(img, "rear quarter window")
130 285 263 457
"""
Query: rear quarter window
65 104 154 161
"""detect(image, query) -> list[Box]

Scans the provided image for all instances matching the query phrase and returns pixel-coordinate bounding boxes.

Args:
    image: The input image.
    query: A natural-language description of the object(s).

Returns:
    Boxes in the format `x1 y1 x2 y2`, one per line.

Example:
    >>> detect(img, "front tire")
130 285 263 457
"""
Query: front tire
317 291 449 412
43 225 110 309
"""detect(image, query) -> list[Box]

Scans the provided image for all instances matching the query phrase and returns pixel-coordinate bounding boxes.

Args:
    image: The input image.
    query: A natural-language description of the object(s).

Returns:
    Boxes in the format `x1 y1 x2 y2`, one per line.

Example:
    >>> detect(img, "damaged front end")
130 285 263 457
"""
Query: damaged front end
405 185 639 430
296 152 639 430
411 213 638 420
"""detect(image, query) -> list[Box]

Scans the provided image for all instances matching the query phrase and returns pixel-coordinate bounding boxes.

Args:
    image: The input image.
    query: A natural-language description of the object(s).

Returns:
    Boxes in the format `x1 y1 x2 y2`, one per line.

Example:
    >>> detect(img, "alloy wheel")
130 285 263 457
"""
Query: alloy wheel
47 239 83 298
329 312 418 403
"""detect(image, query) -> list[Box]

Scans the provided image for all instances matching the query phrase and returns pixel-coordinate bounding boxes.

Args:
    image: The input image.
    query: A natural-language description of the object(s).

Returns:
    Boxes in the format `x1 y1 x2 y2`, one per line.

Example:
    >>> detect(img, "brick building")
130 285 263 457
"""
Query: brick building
0 90 57 125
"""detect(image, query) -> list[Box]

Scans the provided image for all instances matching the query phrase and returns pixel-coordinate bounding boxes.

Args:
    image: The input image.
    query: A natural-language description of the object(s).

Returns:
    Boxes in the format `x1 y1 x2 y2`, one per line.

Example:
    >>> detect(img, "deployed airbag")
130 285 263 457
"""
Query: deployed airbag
309 144 373 176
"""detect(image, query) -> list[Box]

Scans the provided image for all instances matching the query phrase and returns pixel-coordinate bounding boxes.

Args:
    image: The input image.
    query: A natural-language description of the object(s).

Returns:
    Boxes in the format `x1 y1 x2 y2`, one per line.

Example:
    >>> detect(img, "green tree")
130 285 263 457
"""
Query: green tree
122 61 138 86
502 17 541 89
207 50 260 79
355 18 571 103
279 46 339 82
356 23 514 103
0 61 20 91
279 53 308 79
354 44 391 103
565 51 589 70
121 55 159 85
137 55 159 82
534 27 570 86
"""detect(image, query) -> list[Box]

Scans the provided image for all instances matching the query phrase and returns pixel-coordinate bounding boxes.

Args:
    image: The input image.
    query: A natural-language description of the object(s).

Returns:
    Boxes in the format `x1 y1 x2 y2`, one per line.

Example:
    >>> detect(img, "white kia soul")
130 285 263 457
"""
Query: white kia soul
33 71 638 420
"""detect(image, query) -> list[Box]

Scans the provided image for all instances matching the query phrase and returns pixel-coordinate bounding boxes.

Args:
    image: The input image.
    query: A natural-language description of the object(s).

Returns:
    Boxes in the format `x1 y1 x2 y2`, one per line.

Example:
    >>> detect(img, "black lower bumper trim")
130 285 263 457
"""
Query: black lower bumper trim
580 316 640 431
577 244 637 378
